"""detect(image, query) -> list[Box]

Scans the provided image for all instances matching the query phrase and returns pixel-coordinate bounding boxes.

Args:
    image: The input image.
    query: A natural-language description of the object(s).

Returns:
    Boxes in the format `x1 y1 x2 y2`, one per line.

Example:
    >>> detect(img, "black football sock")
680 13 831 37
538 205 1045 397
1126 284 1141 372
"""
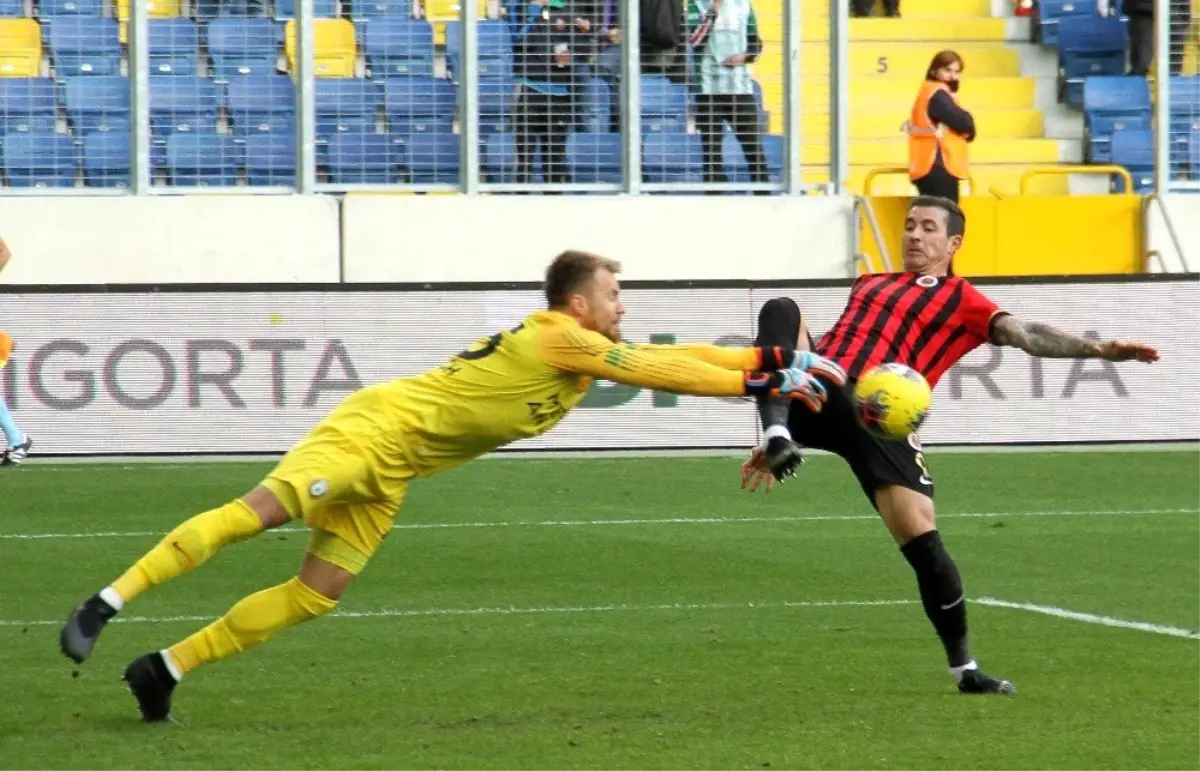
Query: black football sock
900 530 971 668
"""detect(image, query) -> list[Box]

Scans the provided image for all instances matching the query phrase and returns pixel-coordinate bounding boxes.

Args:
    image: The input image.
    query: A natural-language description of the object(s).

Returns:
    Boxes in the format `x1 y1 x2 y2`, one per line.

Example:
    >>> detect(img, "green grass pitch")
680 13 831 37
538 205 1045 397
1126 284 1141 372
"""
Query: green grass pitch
1 449 1197 770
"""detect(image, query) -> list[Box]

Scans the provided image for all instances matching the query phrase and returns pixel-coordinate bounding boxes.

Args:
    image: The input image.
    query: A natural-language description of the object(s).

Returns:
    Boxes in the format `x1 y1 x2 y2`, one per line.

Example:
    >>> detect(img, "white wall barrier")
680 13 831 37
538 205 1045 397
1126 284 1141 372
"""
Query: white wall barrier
1 277 1195 455
1146 194 1200 273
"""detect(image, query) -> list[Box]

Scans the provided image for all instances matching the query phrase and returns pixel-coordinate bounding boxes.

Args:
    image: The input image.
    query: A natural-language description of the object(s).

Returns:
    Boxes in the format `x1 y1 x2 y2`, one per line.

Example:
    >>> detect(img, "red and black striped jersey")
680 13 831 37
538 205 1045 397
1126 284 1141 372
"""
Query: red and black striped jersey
814 272 1007 388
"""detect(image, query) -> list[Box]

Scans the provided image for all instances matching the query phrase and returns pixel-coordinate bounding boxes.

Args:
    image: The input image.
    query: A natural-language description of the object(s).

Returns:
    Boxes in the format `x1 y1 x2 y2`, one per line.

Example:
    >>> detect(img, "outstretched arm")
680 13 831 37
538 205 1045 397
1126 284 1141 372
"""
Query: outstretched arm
630 342 762 371
991 314 1159 362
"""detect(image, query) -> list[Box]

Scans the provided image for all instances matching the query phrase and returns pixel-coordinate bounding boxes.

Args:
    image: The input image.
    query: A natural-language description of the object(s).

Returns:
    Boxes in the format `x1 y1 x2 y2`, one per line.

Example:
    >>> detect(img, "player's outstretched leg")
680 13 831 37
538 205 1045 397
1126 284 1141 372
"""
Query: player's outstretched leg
59 487 288 665
124 547 349 722
876 485 1014 695
754 297 808 481
0 391 30 466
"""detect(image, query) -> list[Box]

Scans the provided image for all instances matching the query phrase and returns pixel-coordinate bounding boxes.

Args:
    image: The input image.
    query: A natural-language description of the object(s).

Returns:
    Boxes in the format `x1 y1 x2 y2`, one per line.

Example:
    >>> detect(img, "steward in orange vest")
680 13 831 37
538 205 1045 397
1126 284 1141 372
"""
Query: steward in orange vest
905 50 975 203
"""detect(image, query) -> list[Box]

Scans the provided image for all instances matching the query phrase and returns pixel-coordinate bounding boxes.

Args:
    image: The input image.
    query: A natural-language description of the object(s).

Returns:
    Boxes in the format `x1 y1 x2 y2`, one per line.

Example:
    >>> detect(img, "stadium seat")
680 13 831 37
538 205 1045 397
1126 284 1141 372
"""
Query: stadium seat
165 132 241 185
382 76 454 135
207 18 281 79
315 77 378 139
81 131 130 187
0 78 57 135
40 0 102 17
1187 131 1200 179
476 75 514 134
274 0 338 18
63 75 130 134
1169 76 1200 138
640 74 687 133
351 0 410 20
148 18 199 76
444 19 511 80
244 131 295 185
226 75 294 135
1110 128 1154 193
1083 76 1151 163
405 130 458 183
114 0 183 21
721 130 783 188
423 0 486 45
0 19 42 77
3 133 77 187
0 0 23 16
284 18 356 77
325 129 396 183
1057 16 1126 106
565 131 620 184
149 77 223 135
482 131 545 183
642 132 703 184
1034 0 1096 46
48 17 122 76
192 0 267 19
578 77 611 134
363 18 435 79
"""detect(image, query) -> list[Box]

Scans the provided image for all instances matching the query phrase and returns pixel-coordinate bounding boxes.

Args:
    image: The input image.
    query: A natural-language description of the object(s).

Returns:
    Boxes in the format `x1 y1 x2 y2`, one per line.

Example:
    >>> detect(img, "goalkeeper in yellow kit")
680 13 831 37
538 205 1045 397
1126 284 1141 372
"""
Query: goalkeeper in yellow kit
59 250 846 723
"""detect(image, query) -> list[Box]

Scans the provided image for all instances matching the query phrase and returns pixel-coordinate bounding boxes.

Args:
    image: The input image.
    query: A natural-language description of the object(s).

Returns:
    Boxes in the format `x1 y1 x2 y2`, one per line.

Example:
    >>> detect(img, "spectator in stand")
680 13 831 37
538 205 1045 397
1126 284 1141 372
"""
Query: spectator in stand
513 0 593 185
905 50 975 203
688 0 769 193
1123 0 1194 76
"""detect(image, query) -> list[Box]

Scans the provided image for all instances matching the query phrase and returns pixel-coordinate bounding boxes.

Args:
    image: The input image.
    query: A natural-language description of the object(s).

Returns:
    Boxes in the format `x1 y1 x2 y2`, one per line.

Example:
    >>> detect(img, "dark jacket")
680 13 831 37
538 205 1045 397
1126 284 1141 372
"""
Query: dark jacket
928 88 976 142
1121 0 1153 16
514 2 592 86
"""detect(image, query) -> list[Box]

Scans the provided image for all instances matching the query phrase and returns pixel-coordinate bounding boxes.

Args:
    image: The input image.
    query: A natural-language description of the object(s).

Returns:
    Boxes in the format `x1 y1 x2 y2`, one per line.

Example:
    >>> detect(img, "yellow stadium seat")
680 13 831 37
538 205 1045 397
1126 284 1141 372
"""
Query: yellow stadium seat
0 19 42 77
114 0 183 20
285 19 356 78
421 0 487 45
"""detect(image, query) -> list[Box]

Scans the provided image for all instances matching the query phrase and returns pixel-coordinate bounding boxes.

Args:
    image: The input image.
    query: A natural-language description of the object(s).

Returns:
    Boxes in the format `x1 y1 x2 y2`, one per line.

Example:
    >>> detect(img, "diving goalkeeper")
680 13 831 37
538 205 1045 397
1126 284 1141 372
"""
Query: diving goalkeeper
60 249 846 723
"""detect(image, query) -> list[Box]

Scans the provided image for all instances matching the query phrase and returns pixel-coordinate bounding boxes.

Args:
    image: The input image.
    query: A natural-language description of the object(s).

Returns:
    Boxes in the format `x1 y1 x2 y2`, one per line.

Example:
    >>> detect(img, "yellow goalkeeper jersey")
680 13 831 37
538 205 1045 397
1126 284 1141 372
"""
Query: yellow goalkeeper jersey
377 310 761 476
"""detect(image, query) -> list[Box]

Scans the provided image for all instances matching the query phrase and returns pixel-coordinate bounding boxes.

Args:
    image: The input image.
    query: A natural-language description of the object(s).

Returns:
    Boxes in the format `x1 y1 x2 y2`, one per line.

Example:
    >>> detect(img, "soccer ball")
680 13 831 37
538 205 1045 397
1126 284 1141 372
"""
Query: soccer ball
852 363 932 440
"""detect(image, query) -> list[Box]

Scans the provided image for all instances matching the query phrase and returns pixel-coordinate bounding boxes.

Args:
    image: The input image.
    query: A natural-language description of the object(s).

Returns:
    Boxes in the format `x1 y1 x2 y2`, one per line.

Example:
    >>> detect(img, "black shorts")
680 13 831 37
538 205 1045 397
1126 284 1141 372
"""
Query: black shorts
786 378 934 507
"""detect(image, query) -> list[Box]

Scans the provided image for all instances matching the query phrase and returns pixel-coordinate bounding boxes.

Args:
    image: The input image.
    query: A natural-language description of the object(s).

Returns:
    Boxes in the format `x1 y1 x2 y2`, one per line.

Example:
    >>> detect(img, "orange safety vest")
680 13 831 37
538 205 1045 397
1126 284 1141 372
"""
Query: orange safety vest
905 80 970 181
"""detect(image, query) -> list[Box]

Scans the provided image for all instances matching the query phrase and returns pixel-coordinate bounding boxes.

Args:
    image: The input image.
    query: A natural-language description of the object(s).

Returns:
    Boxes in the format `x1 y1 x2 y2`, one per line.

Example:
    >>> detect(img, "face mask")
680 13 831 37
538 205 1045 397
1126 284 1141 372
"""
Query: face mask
948 79 960 93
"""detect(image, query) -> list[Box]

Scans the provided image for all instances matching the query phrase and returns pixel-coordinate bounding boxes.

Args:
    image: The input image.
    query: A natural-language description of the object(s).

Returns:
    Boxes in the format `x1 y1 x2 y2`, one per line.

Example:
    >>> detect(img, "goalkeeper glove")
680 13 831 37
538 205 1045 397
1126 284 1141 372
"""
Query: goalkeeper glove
756 347 847 386
743 369 828 412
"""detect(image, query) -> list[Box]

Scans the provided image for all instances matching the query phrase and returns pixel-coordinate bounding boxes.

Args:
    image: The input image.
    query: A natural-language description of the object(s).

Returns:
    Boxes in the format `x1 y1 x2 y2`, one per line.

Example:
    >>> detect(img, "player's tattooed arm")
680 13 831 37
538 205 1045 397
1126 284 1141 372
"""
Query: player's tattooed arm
991 314 1160 362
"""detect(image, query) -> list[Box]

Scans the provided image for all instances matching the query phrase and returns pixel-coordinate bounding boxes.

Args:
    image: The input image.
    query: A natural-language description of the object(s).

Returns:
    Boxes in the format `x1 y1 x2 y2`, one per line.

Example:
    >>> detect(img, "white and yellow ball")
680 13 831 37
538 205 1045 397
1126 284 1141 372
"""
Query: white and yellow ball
852 363 932 440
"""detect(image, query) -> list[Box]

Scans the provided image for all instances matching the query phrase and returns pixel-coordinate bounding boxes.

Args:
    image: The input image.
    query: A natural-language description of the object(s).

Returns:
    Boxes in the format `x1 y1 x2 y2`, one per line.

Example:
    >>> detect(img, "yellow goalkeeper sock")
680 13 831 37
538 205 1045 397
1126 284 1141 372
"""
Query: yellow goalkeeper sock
164 577 337 678
109 500 264 605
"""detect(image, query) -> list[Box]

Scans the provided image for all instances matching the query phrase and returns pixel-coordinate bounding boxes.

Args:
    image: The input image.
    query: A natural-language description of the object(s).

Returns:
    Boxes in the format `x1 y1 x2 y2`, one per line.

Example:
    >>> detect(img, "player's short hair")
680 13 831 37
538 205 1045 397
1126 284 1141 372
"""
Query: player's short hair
544 250 623 307
910 195 966 239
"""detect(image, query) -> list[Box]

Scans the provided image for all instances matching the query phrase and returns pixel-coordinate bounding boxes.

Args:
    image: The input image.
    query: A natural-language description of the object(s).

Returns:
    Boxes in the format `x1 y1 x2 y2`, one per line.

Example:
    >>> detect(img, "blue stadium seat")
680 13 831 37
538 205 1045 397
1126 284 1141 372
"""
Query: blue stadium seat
149 19 200 76
40 0 102 15
482 131 546 183
477 75 514 134
315 79 379 140
565 131 620 184
444 20 512 80
642 132 702 183
0 0 24 16
578 77 610 134
194 0 270 20
382 76 454 135
273 0 337 19
48 17 122 76
640 74 687 133
1169 75 1200 137
1110 128 1154 193
3 133 77 187
1187 130 1200 179
149 77 224 135
81 131 130 187
244 131 295 185
226 75 294 135
405 131 458 183
721 130 783 188
1083 76 1150 163
1058 16 1127 106
363 18 435 79
63 76 130 134
1034 0 1097 46
351 0 409 19
165 132 241 186
325 129 395 183
207 18 281 78
0 78 57 135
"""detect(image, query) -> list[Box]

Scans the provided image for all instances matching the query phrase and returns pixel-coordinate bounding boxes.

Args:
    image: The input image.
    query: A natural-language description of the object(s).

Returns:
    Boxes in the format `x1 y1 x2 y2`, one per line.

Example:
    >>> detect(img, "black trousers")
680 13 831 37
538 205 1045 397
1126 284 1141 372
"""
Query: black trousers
513 85 572 185
1128 12 1191 76
694 92 768 191
912 162 961 203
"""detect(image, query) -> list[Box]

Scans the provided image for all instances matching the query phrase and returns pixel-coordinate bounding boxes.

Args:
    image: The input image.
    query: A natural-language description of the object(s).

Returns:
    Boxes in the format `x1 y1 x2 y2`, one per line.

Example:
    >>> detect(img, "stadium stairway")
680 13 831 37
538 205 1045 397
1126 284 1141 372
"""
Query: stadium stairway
754 0 1089 194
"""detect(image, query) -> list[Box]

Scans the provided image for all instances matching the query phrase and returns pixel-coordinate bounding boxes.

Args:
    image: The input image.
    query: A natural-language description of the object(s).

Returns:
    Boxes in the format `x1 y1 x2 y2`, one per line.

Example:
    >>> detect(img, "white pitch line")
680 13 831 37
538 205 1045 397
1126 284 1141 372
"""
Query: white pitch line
0 507 1195 541
975 597 1200 640
0 598 918 628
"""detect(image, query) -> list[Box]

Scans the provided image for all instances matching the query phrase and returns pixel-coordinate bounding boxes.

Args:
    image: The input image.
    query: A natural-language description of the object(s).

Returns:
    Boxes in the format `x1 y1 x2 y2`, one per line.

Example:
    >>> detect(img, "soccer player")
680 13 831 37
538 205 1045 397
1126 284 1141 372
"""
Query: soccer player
60 250 847 723
0 236 32 467
741 196 1159 695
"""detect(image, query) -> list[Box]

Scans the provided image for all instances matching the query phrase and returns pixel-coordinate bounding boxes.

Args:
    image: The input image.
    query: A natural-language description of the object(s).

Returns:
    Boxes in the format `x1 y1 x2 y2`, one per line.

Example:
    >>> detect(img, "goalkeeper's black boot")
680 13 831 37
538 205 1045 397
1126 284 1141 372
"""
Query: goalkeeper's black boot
764 436 804 482
957 668 1015 695
124 652 178 723
60 594 118 664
